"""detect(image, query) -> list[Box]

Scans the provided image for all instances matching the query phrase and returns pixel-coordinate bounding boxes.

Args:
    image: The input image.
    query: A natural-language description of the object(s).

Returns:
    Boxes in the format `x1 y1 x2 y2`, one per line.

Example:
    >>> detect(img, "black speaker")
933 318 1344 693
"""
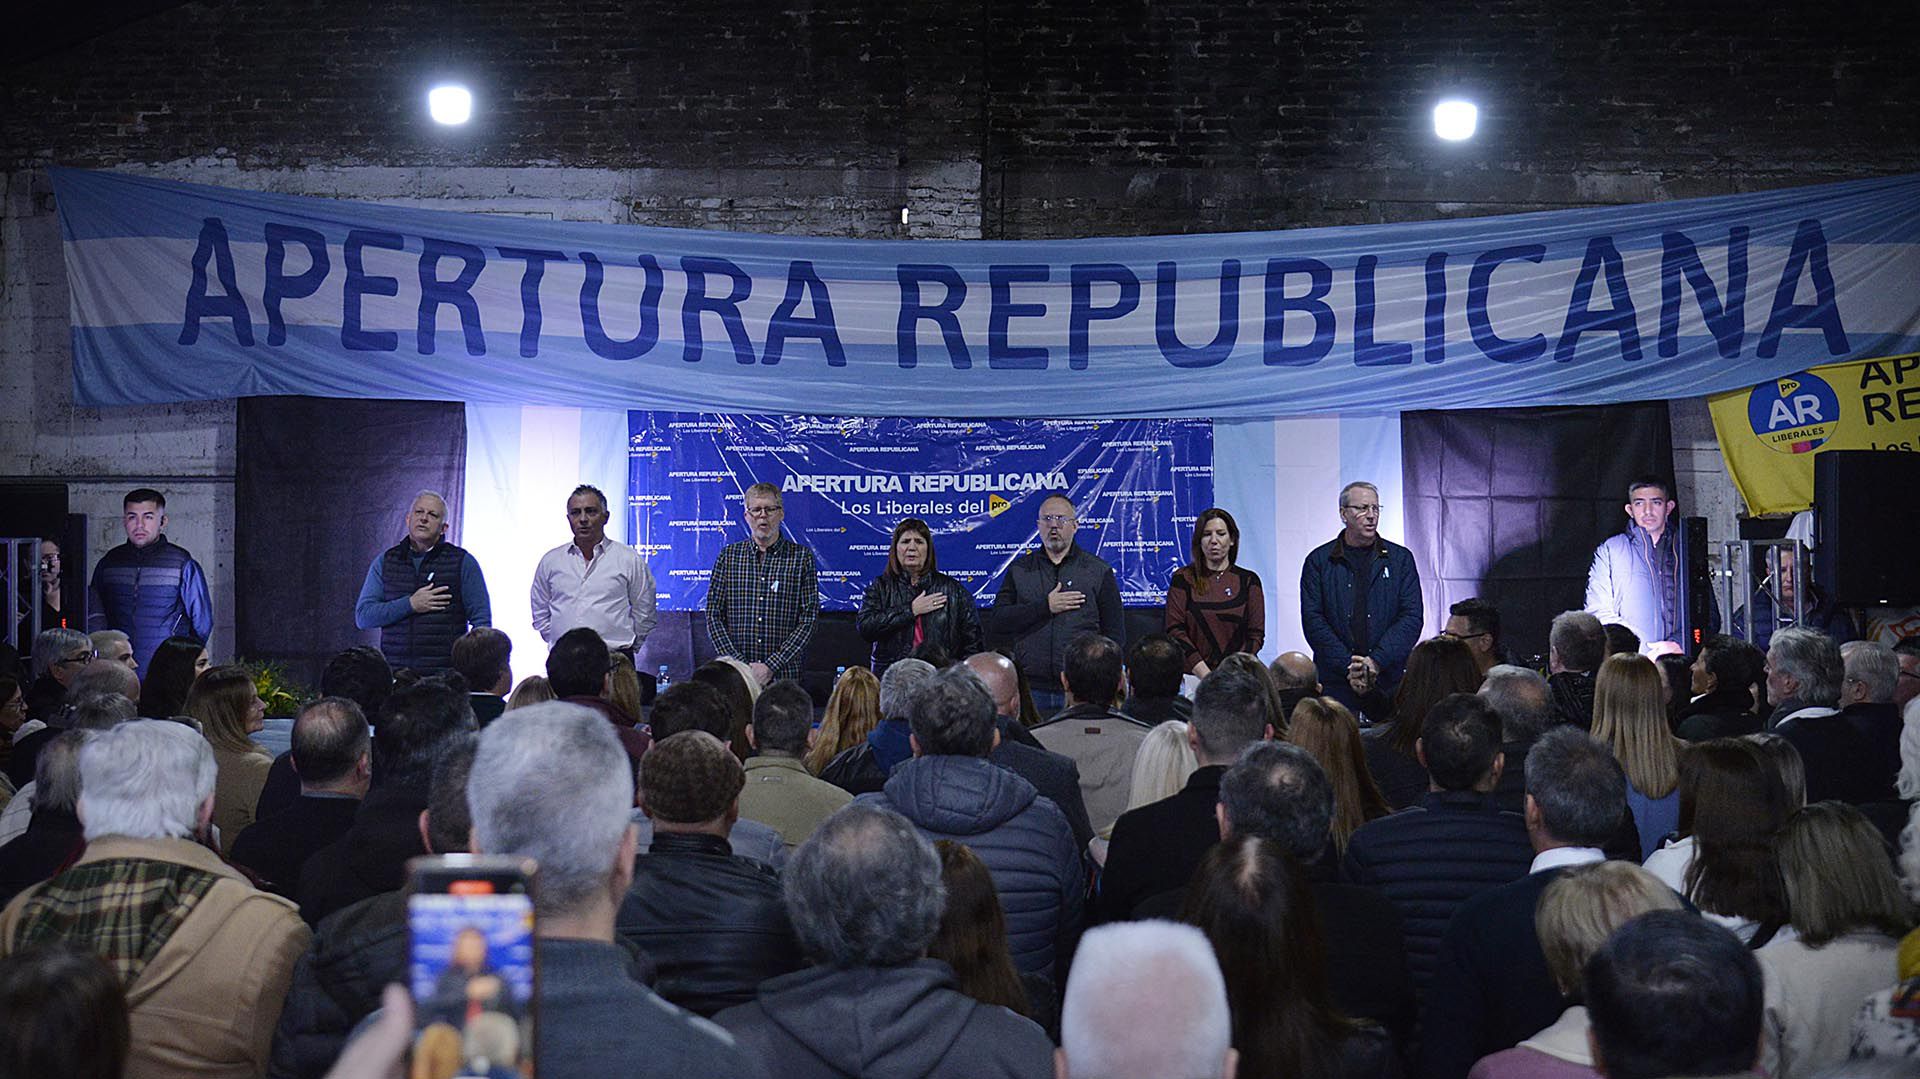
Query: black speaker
1815 450 1920 606
1675 516 1711 651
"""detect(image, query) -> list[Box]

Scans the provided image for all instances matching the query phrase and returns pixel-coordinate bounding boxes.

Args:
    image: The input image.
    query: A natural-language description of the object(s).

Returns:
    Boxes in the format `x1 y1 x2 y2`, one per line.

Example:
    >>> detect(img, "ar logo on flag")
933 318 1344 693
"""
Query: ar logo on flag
1746 370 1841 455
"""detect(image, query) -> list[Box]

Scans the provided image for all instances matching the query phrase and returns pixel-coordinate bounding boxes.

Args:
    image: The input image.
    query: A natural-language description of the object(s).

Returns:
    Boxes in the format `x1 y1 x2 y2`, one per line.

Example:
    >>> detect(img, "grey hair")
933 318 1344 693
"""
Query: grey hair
31 628 91 679
1481 665 1555 743
1550 611 1606 673
468 702 635 918
878 658 936 721
1843 640 1899 704
907 665 996 757
742 481 783 507
1060 920 1232 1079
411 489 447 511
68 693 137 731
31 730 90 815
77 720 217 841
1899 697 1920 803
1338 481 1379 509
1219 741 1333 860
87 629 130 653
1769 627 1844 708
1524 726 1627 847
784 803 945 967
65 659 140 705
1191 667 1270 761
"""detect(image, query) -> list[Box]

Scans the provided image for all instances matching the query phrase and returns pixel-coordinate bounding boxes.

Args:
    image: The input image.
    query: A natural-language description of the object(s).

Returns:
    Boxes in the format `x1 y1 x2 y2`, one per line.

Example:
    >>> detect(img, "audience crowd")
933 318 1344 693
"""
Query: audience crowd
2 600 1918 1079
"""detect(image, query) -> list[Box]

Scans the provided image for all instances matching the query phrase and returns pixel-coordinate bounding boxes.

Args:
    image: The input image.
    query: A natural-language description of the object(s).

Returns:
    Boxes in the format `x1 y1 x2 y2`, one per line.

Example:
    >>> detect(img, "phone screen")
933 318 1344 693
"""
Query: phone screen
407 857 536 1078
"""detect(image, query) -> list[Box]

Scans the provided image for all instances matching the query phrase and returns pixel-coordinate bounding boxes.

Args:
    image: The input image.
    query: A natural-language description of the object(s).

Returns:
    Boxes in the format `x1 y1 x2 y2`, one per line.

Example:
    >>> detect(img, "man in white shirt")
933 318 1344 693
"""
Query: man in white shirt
530 485 658 659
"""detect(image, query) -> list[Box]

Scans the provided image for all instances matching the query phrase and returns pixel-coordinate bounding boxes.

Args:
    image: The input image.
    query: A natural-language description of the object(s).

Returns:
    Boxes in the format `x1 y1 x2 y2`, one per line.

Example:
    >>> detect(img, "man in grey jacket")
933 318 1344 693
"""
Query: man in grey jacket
716 803 1055 1079
991 494 1123 714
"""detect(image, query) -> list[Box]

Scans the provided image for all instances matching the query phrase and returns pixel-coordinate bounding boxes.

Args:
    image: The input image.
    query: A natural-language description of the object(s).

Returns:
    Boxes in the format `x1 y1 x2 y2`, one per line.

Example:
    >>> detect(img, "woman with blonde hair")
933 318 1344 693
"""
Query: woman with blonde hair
1468 862 1684 1079
806 666 880 775
1090 720 1198 866
607 653 645 724
1286 697 1391 856
1759 801 1916 1078
186 665 270 856
1591 654 1680 858
504 675 555 711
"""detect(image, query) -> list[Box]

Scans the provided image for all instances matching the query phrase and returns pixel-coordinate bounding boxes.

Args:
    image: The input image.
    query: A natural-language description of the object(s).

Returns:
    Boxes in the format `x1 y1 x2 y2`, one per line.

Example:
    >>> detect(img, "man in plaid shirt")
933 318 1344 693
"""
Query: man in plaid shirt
706 483 819 684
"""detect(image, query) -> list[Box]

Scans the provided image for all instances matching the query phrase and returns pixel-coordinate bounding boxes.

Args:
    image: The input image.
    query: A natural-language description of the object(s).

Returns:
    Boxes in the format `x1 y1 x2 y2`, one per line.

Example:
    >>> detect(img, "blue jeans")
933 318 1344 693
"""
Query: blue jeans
1029 687 1067 717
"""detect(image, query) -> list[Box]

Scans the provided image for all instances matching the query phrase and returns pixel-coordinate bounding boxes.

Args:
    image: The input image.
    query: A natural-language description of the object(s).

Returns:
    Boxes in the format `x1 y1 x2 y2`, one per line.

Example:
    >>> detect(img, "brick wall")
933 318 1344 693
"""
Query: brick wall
4 0 1915 658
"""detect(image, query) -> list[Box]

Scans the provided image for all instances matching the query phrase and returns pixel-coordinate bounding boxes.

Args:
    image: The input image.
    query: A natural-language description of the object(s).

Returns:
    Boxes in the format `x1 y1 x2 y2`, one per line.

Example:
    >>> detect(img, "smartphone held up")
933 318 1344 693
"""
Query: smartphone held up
406 855 537 1079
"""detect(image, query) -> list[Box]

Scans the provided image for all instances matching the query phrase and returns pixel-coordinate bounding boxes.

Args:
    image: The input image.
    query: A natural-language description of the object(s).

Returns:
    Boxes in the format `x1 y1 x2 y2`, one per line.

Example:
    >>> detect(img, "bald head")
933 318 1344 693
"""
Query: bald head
964 652 1020 718
1269 651 1319 692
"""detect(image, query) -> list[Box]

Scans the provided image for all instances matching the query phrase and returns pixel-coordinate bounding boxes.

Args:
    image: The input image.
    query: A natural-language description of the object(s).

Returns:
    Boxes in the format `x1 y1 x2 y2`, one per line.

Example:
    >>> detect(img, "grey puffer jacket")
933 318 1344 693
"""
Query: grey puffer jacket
858 755 1085 977
715 960 1053 1079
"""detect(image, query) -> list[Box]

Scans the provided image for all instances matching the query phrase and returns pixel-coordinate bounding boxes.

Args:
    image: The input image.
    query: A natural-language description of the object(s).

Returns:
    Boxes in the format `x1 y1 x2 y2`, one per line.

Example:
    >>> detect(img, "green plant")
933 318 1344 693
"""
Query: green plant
238 658 314 718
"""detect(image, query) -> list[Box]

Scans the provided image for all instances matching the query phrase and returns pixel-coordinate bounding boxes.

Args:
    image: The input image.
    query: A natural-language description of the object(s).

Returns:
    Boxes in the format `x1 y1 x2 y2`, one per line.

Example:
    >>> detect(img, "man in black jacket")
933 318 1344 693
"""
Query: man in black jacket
231 697 370 898
452 628 512 727
1672 635 1764 742
617 731 802 1017
1420 727 1628 1079
1121 634 1193 727
990 494 1123 714
1342 694 1534 1000
269 737 477 1079
1094 667 1270 923
295 678 474 925
1546 611 1606 730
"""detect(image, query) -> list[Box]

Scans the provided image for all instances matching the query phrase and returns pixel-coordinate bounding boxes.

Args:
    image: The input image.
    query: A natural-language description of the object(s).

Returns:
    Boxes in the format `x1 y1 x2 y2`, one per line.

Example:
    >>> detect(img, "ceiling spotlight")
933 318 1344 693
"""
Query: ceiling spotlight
428 85 473 126
1433 99 1478 141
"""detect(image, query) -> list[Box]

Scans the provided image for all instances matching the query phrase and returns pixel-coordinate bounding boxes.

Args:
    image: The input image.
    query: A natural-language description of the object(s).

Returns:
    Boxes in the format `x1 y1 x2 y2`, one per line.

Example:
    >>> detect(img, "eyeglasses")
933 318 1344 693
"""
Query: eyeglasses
745 505 783 517
1441 631 1489 642
1341 504 1381 518
56 653 94 668
1039 514 1074 525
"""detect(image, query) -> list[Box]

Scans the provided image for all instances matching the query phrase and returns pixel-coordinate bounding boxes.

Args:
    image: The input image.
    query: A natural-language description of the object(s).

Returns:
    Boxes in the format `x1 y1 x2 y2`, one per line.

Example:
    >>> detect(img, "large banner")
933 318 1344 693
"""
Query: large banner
52 167 1920 419
1707 351 1920 514
626 413 1213 610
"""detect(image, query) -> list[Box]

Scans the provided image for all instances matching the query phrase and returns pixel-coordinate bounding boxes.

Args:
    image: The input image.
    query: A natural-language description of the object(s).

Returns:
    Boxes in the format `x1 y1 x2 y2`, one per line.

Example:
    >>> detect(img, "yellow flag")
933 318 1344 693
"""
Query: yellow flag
1709 352 1920 514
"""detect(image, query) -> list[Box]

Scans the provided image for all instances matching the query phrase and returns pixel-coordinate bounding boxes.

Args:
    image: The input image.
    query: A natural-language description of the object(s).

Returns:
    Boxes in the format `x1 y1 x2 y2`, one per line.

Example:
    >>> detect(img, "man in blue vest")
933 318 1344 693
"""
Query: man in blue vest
353 491 491 675
86 487 214 672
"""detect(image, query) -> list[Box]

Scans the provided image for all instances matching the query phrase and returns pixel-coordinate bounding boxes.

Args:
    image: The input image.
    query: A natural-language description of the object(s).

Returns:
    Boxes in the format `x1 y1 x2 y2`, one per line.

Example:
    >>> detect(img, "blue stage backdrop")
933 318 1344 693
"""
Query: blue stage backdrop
627 413 1213 610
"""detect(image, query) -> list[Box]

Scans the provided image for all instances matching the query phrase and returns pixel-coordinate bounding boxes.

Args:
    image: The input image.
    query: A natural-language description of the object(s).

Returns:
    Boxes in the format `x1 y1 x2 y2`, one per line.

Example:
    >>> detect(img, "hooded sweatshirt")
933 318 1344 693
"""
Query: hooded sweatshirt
715 960 1052 1079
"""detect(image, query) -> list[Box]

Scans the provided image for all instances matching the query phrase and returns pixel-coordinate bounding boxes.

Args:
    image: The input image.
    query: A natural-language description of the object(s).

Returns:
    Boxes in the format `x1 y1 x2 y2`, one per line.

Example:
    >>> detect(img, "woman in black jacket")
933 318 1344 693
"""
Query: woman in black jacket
857 519 984 672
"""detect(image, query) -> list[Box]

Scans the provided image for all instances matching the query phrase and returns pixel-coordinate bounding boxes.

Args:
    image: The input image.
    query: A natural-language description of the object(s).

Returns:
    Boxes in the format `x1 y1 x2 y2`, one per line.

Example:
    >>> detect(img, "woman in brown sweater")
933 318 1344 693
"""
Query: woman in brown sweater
1164 507 1265 676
